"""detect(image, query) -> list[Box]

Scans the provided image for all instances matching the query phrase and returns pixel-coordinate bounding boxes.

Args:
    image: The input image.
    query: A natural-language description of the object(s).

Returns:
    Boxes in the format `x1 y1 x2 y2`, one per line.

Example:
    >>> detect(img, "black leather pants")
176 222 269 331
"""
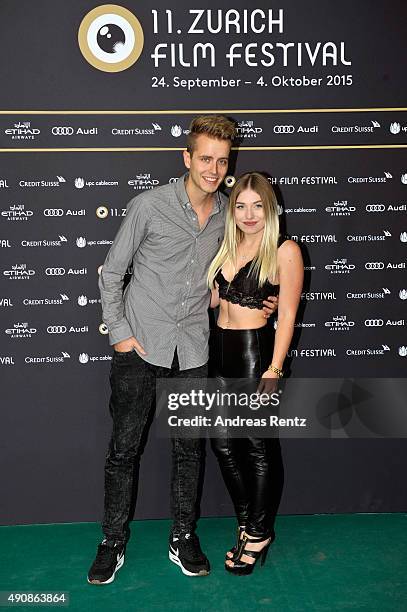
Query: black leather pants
209 326 284 538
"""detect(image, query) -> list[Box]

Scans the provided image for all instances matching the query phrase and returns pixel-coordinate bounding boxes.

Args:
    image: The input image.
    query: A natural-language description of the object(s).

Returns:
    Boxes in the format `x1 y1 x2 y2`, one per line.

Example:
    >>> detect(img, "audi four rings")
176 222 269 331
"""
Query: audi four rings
364 320 384 326
44 209 64 216
52 127 74 135
45 268 66 275
365 262 385 269
273 125 295 133
47 326 67 333
366 205 386 212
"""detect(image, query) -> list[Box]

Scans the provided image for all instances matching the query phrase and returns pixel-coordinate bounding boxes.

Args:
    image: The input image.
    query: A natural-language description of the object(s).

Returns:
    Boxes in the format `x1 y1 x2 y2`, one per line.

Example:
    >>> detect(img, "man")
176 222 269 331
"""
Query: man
87 115 277 583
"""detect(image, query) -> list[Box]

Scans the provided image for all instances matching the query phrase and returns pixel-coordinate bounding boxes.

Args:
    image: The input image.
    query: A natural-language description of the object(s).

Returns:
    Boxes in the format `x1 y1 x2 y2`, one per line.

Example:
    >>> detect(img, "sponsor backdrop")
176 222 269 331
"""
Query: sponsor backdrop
0 1 406 524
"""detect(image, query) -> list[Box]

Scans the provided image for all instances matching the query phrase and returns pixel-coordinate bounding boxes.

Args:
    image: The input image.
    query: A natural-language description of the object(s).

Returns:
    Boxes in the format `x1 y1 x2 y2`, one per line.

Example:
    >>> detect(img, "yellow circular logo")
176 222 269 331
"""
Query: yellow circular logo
96 206 109 218
99 323 109 335
78 5 144 73
224 176 236 188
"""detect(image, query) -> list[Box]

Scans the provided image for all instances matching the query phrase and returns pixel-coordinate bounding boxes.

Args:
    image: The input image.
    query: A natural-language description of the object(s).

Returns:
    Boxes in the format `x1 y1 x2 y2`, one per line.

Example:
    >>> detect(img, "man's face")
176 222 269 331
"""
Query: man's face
183 134 230 197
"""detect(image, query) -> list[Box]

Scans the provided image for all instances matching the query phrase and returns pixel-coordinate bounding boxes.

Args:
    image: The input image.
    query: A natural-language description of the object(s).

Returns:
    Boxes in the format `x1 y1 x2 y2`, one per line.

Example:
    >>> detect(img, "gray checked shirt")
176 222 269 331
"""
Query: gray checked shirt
99 174 227 369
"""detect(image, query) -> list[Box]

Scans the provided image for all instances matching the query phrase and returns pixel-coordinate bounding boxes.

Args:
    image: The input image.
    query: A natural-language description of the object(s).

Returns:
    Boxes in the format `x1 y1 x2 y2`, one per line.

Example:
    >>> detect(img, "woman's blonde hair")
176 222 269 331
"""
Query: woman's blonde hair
207 172 280 288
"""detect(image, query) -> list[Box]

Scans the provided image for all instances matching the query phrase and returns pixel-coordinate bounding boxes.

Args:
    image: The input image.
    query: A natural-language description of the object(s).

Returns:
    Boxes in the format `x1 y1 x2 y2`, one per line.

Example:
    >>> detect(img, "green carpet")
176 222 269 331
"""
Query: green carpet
1 515 406 611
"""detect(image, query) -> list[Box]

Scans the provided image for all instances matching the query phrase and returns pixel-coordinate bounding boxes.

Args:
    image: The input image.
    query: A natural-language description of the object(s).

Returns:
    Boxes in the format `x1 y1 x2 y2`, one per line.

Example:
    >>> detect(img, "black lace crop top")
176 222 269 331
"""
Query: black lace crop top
215 236 288 310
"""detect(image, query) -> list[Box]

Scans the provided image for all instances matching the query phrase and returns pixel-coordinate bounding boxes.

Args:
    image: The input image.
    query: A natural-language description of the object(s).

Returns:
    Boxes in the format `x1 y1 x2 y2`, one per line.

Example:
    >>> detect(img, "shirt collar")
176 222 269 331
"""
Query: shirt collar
175 172 226 214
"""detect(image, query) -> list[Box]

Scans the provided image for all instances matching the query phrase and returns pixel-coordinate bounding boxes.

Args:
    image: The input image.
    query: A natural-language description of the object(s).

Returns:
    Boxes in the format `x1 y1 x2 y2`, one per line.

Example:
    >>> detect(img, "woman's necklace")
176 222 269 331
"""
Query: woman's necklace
237 245 258 261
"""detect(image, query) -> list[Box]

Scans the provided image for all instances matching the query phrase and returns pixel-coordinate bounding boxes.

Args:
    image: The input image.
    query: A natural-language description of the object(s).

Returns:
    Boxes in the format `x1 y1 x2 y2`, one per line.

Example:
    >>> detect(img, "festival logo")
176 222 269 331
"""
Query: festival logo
78 5 144 72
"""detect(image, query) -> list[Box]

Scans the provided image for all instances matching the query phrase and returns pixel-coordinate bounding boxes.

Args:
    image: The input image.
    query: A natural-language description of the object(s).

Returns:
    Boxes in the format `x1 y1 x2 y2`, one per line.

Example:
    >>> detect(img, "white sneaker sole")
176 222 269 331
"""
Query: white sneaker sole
87 553 125 585
168 550 210 577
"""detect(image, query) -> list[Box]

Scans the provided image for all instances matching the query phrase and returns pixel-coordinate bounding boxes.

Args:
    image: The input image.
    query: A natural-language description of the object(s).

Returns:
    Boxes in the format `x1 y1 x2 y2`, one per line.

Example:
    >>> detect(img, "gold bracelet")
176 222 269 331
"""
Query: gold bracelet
268 364 284 377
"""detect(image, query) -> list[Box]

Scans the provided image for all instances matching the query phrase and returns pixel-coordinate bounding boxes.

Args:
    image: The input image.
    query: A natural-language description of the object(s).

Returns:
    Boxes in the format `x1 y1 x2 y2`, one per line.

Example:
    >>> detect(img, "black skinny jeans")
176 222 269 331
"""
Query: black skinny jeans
102 349 207 543
210 326 284 538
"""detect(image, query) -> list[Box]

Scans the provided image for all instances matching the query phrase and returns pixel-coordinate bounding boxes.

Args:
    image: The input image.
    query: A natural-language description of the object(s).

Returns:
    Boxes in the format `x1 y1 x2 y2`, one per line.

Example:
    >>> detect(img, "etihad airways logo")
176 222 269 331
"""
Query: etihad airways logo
4 121 40 140
325 315 355 331
5 322 37 339
325 258 355 274
128 173 160 190
325 200 356 216
3 263 35 280
237 120 263 138
1 204 34 221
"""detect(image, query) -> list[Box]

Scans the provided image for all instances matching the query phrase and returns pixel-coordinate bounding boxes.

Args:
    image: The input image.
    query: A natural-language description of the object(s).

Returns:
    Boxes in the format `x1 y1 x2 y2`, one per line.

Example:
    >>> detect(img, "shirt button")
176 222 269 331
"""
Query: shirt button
181 302 184 306
177 323 180 327
186 281 189 285
191 259 194 263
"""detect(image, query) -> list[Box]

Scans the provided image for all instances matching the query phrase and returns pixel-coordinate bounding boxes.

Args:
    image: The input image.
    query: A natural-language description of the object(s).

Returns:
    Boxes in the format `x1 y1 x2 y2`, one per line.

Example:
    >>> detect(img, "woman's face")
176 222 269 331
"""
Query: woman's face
234 188 265 236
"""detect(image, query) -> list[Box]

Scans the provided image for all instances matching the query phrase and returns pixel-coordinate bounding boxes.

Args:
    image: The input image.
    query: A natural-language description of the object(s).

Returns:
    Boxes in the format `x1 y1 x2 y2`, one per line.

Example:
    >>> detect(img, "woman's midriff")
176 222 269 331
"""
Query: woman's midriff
217 299 267 330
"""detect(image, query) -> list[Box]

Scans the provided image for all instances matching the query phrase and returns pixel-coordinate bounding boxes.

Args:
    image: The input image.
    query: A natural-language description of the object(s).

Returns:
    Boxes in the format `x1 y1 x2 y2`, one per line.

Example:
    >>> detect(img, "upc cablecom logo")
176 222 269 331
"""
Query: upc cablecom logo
78 5 144 72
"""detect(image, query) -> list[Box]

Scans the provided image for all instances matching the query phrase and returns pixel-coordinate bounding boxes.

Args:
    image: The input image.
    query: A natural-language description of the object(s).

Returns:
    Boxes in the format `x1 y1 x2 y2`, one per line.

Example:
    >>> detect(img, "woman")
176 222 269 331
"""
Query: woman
207 171 303 575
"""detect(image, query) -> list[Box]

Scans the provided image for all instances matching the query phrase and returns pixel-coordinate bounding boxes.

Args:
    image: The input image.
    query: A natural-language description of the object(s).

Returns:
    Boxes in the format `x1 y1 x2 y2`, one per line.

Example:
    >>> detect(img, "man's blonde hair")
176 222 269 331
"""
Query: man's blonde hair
187 115 236 154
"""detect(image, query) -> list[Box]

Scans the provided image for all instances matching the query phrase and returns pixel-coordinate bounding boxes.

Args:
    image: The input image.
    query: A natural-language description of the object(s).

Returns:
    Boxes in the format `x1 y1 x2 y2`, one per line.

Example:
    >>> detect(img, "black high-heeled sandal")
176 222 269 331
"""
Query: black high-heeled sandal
225 533 271 576
225 525 245 560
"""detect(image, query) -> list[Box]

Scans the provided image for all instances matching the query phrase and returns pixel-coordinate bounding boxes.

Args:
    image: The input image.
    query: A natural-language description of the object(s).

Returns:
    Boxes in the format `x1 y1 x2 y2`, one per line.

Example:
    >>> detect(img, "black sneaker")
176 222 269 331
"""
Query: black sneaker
87 540 125 585
168 532 210 576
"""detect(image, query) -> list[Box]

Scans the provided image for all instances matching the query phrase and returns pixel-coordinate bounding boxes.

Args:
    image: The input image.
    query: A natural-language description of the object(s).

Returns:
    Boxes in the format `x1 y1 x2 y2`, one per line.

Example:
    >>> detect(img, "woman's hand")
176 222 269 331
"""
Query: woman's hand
262 295 278 318
257 370 280 395
210 283 220 308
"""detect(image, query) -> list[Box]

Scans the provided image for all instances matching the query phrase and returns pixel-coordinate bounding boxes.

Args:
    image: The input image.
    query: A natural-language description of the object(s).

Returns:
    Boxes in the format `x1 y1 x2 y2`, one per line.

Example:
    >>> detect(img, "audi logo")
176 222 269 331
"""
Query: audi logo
364 319 384 326
47 325 67 334
366 205 386 212
52 127 74 135
44 209 64 216
45 267 66 275
365 262 384 270
273 125 295 134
